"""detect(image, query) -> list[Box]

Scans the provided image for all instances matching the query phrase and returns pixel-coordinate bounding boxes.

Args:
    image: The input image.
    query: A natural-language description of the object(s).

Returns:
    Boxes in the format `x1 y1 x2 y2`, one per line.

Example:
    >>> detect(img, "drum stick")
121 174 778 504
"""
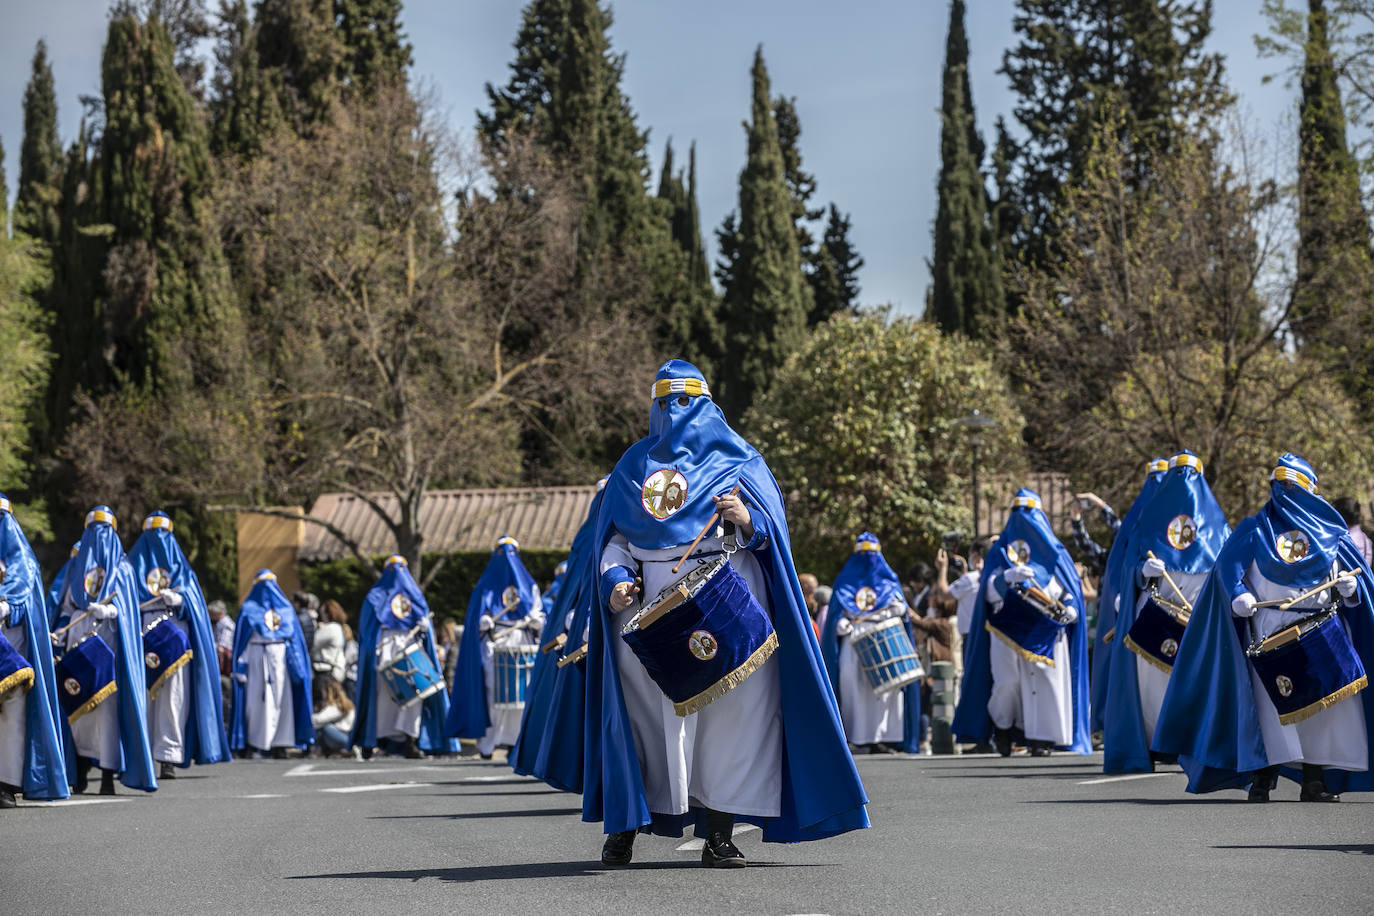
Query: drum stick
1252 572 1357 611
51 590 121 638
1145 551 1193 612
672 486 741 575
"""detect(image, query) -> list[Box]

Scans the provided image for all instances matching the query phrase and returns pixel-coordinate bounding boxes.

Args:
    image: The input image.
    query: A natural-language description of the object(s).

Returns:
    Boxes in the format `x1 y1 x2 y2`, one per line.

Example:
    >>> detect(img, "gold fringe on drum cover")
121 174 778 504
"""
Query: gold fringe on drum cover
69 681 117 724
1276 674 1368 726
1123 634 1175 675
0 665 34 703
148 649 193 701
985 622 1055 667
673 630 779 717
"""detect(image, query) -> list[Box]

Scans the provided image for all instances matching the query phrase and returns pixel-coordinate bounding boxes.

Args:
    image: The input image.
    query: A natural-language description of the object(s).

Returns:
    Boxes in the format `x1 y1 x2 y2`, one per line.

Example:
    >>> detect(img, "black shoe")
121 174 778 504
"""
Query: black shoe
1029 741 1052 758
0 783 17 808
1300 781 1341 802
600 830 636 866
159 762 176 780
702 831 747 868
403 736 424 760
1149 751 1178 767
99 769 117 796
270 747 288 760
969 743 995 754
993 728 1013 758
74 759 91 795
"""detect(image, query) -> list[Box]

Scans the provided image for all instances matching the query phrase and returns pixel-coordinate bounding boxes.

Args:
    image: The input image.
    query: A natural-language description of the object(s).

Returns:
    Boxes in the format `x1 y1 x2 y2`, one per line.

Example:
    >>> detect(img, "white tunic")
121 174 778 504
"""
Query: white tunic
372 628 423 741
64 613 122 769
1133 570 1207 742
239 635 296 750
602 532 783 818
1238 562 1369 771
142 610 191 765
986 576 1077 745
0 620 29 788
476 587 542 757
836 608 906 745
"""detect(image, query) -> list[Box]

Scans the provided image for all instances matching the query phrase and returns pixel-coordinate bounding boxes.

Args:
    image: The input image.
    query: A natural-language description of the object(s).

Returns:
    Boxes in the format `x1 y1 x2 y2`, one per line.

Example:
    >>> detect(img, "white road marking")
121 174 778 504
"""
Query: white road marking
320 782 435 794
23 797 130 807
284 762 447 778
1078 773 1174 785
240 794 286 799
675 824 760 851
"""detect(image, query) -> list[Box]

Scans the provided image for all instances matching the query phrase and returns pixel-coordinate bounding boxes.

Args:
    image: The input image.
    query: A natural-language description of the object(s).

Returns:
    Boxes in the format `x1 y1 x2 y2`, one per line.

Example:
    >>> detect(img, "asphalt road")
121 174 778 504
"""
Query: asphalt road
5 750 1372 915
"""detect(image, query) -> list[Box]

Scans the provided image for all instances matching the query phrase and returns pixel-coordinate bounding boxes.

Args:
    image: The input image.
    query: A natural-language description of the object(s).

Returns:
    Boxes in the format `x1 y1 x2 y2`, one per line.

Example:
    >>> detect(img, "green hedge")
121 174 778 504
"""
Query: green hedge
299 550 569 629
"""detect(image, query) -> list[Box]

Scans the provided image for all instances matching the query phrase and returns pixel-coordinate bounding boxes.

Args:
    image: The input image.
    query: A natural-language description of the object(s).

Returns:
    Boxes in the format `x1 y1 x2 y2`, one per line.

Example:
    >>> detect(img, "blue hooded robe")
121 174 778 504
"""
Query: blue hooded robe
583 360 869 842
229 570 314 751
0 496 68 799
444 537 539 739
1090 458 1169 733
1153 454 1374 794
820 532 922 752
1101 453 1229 772
127 512 232 767
351 556 457 753
51 506 158 790
952 489 1091 753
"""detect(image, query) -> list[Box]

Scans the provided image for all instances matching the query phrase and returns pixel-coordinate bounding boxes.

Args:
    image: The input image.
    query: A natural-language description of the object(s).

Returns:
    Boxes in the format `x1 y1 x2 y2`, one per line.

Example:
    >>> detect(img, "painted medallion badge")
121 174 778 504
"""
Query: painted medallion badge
1166 515 1197 551
688 629 719 661
145 567 171 595
641 469 689 520
83 567 105 599
1276 530 1310 563
390 593 412 619
1004 539 1032 566
854 586 878 613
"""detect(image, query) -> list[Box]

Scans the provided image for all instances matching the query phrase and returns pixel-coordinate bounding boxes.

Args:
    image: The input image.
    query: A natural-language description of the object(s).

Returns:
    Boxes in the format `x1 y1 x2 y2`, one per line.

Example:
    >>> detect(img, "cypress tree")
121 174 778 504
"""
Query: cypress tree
1 136 7 228
337 0 413 91
773 95 821 263
254 0 346 129
656 139 721 376
715 47 808 420
930 0 1003 338
809 203 863 324
211 0 285 157
16 40 63 243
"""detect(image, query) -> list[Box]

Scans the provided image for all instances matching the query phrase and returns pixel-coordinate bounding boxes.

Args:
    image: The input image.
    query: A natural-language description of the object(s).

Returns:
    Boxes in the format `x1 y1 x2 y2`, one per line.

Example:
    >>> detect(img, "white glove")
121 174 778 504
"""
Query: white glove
161 589 183 609
234 672 248 684
1003 565 1035 585
418 615 432 630
1141 557 1166 580
1337 575 1358 599
836 617 853 638
91 602 118 620
478 615 494 633
1231 592 1258 618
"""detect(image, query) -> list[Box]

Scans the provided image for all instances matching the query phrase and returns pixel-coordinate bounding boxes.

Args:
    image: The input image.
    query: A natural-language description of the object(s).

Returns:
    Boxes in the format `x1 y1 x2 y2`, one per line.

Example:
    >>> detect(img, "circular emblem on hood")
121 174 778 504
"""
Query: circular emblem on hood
63 677 81 696
688 629 718 661
1275 674 1294 698
1277 530 1310 563
145 567 171 595
145 651 161 670
1004 539 1032 566
501 585 520 612
641 469 689 520
1161 638 1179 658
854 586 877 613
265 610 282 631
390 593 412 619
83 567 105 599
1166 515 1197 551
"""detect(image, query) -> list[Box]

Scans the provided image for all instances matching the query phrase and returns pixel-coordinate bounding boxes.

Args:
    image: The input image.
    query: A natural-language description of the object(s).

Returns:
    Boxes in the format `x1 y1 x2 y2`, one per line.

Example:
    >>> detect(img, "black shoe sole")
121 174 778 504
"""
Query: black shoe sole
702 853 747 868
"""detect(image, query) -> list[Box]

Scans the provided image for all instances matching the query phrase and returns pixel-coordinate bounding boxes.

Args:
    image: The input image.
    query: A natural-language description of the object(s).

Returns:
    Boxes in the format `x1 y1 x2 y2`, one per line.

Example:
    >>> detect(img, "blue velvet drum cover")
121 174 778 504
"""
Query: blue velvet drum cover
493 644 538 709
1124 590 1190 673
851 617 923 695
620 557 778 717
379 641 444 708
1246 607 1368 726
986 585 1068 667
141 615 193 700
54 634 118 724
0 631 35 702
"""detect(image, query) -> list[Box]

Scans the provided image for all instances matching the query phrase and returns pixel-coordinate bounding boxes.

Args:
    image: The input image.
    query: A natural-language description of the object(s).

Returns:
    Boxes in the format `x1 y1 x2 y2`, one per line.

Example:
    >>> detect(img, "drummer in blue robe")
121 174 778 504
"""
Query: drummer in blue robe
1153 454 1374 801
230 570 313 757
351 555 456 758
128 512 232 778
586 360 868 868
50 507 157 794
0 496 68 806
1091 458 1169 735
1101 453 1229 773
953 489 1091 757
820 533 922 754
446 537 544 759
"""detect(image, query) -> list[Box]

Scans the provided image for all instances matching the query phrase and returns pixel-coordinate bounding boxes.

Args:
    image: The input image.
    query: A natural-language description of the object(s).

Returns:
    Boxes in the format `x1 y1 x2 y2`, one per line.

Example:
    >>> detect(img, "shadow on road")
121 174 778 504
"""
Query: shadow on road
412 789 564 798
369 807 584 820
1215 844 1374 855
288 860 823 883
1022 797 1247 805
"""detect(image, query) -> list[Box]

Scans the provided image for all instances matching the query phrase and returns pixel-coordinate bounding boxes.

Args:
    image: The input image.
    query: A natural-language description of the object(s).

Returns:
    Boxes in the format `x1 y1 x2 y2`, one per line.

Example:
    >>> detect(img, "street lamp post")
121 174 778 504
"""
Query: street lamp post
954 409 997 538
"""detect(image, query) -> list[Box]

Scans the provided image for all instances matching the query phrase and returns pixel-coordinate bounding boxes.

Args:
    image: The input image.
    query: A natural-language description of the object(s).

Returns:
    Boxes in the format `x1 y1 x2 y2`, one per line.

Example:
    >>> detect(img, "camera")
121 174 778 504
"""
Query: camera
941 529 965 549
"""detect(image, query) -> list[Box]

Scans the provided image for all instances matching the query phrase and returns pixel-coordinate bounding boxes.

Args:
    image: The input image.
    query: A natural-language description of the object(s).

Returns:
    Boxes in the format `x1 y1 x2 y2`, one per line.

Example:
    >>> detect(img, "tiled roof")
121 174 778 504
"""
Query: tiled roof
298 486 598 561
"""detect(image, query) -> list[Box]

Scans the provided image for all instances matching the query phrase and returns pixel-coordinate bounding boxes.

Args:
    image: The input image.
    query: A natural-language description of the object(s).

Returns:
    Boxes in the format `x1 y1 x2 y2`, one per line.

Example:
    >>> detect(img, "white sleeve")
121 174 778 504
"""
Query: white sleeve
949 573 978 601
601 532 637 576
985 575 1003 605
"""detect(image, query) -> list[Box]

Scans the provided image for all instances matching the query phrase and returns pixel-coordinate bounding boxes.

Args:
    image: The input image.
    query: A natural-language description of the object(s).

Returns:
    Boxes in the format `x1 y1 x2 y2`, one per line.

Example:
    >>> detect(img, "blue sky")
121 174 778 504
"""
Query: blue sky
1 1 1296 316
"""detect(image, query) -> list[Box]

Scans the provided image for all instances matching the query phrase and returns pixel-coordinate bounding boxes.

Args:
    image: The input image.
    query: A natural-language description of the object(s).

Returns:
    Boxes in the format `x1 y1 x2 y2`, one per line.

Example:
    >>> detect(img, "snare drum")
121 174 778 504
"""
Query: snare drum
492 644 537 709
54 634 118 724
619 555 777 717
0 631 34 703
1124 590 1190 673
986 585 1070 666
1246 606 1368 725
378 641 445 708
142 615 193 700
851 615 923 695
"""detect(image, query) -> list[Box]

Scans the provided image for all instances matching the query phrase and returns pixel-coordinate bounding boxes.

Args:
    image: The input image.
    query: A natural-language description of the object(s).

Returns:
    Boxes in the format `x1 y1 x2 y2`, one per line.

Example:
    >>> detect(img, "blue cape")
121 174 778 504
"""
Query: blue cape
542 562 568 615
127 512 232 767
819 532 922 752
444 538 539 739
52 507 158 790
1090 459 1168 732
1153 454 1374 793
351 557 457 753
583 359 869 842
952 489 1091 753
1101 457 1230 772
229 570 314 750
512 488 603 783
0 499 68 798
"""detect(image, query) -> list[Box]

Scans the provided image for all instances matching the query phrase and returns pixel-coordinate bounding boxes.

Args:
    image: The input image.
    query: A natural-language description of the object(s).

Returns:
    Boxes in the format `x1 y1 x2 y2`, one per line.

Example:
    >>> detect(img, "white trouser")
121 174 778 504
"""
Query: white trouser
0 622 29 787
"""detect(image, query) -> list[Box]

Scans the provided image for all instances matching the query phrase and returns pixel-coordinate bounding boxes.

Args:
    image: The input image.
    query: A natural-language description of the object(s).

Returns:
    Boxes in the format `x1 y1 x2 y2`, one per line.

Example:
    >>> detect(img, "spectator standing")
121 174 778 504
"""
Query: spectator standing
813 585 832 635
208 600 235 674
1332 496 1373 567
906 563 934 618
437 618 458 690
292 591 319 655
935 541 987 675
312 599 348 683
909 593 959 754
1068 492 1120 581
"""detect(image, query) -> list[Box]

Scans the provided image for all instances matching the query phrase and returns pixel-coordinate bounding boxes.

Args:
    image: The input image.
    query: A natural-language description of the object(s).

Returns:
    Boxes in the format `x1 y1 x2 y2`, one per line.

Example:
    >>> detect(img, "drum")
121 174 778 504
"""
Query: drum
378 640 445 708
492 644 537 709
1124 590 1190 673
986 585 1071 667
0 631 34 704
619 555 777 717
1246 606 1368 726
54 634 118 724
142 615 193 700
851 615 923 695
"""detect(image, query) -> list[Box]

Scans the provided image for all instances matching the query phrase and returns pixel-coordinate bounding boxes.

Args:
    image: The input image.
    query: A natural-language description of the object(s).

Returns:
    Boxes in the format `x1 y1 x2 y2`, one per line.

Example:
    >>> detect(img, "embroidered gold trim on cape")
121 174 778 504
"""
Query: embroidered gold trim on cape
1275 675 1367 726
985 621 1055 667
1122 634 1175 674
68 681 117 724
673 630 779 717
0 665 35 701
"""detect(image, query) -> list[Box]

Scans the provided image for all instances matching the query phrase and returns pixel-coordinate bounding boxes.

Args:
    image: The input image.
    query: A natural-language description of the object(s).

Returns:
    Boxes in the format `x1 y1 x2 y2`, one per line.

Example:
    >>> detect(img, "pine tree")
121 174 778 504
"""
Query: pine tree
337 0 412 91
929 0 1004 338
809 204 863 324
716 47 809 420
16 40 63 243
